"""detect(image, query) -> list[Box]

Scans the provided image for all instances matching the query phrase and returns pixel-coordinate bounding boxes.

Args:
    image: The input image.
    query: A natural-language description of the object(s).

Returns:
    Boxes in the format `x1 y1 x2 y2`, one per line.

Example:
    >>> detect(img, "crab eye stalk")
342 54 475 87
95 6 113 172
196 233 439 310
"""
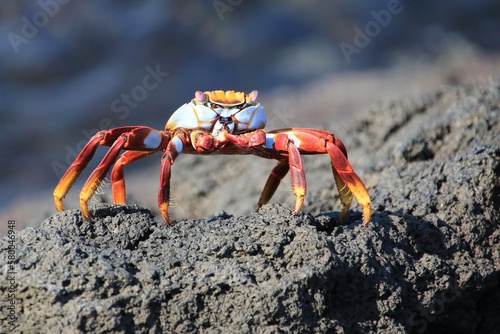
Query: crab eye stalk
247 90 258 102
195 91 208 103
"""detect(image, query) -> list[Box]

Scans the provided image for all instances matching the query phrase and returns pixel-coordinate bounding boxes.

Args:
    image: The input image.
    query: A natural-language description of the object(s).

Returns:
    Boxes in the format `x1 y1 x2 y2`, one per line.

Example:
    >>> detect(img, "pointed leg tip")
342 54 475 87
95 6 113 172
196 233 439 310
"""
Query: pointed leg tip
362 208 371 227
79 199 92 221
54 199 65 212
160 209 173 226
54 191 66 212
159 203 174 226
293 196 305 215
162 214 174 226
81 209 91 221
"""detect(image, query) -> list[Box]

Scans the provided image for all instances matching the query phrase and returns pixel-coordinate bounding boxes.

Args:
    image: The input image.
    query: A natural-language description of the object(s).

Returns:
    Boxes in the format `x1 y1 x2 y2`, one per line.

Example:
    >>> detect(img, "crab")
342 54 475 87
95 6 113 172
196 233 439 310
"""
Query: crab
54 90 371 226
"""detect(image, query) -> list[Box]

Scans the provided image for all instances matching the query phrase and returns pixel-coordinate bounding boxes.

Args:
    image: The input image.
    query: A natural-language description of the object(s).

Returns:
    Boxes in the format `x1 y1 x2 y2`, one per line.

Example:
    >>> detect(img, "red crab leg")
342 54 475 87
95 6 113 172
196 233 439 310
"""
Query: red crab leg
224 130 307 212
79 136 128 219
158 130 230 224
78 127 167 220
325 138 371 226
265 133 307 214
256 160 289 211
54 126 139 212
158 133 188 225
111 151 155 204
262 129 371 225
322 134 354 223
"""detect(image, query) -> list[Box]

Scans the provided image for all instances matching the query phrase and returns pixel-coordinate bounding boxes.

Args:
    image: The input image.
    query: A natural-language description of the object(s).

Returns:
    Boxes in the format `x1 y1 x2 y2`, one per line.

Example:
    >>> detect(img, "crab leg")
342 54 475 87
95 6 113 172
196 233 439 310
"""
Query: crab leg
111 151 155 204
261 129 371 225
79 136 128 219
224 130 306 211
54 126 140 212
256 160 289 211
287 141 307 214
56 127 168 220
262 133 307 214
325 139 371 226
158 133 187 225
158 130 232 224
332 169 354 223
158 153 173 225
81 128 168 219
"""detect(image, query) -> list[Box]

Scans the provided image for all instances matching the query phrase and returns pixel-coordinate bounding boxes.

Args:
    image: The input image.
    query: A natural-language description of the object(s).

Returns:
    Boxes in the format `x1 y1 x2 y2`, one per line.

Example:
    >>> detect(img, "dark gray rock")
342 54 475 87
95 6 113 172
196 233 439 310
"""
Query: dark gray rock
1 79 499 333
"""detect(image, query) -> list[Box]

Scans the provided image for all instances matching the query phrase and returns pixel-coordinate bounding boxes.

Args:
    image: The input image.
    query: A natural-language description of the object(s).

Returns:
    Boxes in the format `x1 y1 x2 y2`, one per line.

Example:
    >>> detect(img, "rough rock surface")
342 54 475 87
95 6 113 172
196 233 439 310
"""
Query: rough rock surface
1 79 499 333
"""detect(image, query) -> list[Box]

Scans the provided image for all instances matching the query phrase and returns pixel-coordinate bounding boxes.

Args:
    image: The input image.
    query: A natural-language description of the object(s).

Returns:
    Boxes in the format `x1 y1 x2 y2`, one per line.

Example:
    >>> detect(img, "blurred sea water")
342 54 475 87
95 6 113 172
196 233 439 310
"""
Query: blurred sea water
1 0 499 225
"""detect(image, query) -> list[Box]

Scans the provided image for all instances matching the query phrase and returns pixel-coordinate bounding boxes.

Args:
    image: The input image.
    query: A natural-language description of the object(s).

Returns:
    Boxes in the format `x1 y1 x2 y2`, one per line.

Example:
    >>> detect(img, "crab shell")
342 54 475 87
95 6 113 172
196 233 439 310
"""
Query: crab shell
165 90 266 136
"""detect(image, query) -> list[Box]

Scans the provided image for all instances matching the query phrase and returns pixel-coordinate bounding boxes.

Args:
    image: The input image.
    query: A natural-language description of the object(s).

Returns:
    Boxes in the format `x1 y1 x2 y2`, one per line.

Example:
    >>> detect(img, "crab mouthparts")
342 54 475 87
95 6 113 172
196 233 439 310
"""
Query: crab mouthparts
223 123 231 130
220 116 231 123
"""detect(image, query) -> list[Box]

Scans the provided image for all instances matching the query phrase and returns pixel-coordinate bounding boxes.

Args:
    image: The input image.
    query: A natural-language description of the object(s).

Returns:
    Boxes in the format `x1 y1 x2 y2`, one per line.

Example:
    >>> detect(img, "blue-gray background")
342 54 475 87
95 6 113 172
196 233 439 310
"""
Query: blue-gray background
1 0 499 225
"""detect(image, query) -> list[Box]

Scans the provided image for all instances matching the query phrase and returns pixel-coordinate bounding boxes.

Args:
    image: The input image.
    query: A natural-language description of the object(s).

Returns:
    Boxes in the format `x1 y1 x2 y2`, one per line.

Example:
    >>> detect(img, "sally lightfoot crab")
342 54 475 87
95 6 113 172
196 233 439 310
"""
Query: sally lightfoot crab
54 90 371 226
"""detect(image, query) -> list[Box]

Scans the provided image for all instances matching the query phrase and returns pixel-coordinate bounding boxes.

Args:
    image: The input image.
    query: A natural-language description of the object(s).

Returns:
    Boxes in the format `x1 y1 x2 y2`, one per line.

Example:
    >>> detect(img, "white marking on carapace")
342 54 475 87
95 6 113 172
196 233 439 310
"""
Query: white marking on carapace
166 103 218 131
234 104 266 133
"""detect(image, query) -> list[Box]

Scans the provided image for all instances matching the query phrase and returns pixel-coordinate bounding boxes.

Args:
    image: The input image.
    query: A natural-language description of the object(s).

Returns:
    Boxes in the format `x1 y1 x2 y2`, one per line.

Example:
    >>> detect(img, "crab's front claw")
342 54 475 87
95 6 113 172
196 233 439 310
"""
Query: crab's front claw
224 129 266 149
215 130 229 143
191 130 227 153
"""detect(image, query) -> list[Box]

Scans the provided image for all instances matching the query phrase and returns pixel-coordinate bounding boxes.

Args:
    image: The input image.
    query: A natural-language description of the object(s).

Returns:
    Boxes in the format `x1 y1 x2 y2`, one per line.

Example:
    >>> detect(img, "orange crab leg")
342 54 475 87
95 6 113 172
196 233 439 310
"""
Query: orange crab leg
325 138 371 226
54 126 139 212
287 141 307 214
111 151 154 204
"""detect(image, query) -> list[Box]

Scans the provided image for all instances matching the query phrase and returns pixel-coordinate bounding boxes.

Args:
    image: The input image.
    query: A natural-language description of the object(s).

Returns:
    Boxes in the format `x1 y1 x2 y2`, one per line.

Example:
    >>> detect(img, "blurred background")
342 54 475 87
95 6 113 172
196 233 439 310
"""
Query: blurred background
1 0 499 233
